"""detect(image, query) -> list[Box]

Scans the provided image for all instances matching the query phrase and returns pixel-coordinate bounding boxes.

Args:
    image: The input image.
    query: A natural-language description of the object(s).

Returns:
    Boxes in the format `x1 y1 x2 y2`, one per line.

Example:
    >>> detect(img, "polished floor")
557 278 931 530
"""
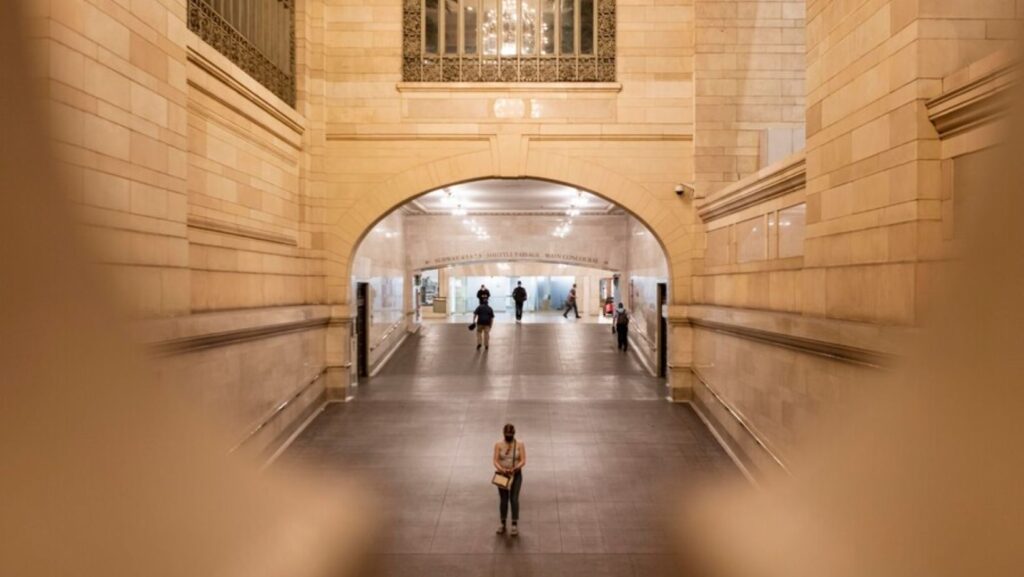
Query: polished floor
281 320 739 577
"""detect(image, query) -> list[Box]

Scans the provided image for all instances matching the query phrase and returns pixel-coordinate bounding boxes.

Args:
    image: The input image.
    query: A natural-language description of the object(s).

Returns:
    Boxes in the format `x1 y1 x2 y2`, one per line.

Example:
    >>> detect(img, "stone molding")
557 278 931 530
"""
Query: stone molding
697 152 806 222
395 82 623 93
325 133 691 142
926 59 1018 140
139 305 332 352
187 215 299 247
687 305 908 367
186 43 305 140
187 0 296 105
153 316 329 355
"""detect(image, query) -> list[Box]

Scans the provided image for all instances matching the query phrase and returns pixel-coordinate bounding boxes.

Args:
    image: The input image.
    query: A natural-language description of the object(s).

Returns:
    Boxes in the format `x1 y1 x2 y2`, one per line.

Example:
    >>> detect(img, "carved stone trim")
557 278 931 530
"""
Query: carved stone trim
697 153 806 222
395 81 622 92
187 215 298 246
186 45 304 140
926 62 1018 139
188 0 296 106
152 317 329 355
689 317 893 367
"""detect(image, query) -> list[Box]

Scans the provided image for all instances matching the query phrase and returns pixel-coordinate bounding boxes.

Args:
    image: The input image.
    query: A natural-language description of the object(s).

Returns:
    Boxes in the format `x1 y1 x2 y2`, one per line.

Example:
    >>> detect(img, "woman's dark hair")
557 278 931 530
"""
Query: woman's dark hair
503 423 515 437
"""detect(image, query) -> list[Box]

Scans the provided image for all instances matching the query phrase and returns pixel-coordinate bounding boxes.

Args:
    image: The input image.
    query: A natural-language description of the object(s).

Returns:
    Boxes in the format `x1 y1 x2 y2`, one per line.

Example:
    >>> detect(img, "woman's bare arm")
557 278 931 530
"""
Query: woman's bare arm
493 443 504 473
515 442 526 471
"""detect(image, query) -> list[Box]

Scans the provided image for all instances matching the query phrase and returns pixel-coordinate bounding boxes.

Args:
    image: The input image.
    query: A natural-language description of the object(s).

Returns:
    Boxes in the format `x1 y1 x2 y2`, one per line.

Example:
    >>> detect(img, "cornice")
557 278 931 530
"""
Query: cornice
697 153 806 222
926 61 1018 139
152 316 329 355
396 82 623 93
185 43 305 139
188 215 298 246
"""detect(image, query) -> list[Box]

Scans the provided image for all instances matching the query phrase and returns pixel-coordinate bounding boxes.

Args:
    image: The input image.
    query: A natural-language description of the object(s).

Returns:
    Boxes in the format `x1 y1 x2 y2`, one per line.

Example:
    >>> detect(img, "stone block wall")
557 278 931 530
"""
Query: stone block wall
28 0 191 317
694 0 807 197
25 0 334 457
803 0 1015 325
687 0 1017 476
317 0 699 312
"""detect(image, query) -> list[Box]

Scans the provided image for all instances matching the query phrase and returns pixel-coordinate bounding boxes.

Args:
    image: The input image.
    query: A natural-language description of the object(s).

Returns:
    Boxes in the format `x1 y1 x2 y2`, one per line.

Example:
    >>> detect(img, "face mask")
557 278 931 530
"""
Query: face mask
504 434 514 443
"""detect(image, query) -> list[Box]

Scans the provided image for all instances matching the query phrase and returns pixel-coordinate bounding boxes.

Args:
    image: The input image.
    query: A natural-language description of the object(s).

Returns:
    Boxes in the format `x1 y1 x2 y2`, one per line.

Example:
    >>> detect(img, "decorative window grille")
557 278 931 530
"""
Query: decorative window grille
403 0 616 82
188 0 296 106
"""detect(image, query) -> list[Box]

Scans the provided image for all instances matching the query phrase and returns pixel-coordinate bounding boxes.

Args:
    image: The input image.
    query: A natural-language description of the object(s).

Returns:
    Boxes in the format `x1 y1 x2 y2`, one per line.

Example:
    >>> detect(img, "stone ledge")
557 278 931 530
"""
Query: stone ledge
396 82 623 93
697 152 806 222
188 215 299 246
687 304 913 366
134 305 332 349
926 53 1018 140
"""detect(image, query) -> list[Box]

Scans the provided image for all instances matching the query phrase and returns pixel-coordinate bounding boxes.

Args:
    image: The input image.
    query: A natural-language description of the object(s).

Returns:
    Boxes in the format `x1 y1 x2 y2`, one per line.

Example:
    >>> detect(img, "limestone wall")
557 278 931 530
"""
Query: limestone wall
687 0 1017 475
27 0 1018 472
28 0 191 317
26 0 332 457
694 0 807 197
318 0 698 310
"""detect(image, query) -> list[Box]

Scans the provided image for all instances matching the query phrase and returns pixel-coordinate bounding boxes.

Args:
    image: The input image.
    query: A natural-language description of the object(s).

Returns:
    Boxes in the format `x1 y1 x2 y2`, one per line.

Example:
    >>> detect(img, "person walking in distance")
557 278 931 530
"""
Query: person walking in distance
563 283 581 319
493 423 526 536
511 281 527 323
612 302 630 352
477 284 491 305
473 297 495 351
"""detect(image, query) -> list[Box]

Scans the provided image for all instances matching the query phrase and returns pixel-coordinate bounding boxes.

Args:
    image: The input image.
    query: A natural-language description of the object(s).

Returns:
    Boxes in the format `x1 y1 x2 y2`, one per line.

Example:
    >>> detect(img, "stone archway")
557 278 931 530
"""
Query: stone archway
325 149 692 311
321 149 696 401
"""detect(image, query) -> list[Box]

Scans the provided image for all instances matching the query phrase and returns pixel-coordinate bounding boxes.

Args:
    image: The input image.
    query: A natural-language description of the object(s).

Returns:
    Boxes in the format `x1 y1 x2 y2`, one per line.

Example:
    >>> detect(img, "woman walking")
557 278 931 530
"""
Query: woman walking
493 423 526 535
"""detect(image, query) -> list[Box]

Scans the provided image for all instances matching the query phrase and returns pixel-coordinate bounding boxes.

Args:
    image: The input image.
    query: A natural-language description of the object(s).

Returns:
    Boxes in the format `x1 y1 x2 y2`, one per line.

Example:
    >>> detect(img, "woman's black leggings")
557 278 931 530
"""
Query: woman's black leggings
498 471 523 523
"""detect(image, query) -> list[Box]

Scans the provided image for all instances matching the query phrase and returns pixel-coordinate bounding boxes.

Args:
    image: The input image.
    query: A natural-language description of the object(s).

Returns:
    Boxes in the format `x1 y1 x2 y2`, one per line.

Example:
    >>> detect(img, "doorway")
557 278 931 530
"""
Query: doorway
657 282 668 378
356 282 369 379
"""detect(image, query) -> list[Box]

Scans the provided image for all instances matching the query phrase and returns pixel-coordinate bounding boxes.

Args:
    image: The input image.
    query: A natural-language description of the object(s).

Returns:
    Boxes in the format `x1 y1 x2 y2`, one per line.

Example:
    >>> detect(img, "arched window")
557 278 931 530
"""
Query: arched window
403 0 615 82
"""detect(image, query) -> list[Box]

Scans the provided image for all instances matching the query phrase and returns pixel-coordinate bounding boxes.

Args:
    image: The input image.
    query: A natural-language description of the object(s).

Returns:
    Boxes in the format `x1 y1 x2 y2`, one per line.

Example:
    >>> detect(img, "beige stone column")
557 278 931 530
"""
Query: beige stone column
667 307 695 401
324 306 353 400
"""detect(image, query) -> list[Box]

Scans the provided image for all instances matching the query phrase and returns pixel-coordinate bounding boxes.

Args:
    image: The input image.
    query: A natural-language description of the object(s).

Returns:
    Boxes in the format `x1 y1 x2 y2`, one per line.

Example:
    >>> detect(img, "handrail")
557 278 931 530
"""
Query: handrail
228 368 325 454
368 318 407 351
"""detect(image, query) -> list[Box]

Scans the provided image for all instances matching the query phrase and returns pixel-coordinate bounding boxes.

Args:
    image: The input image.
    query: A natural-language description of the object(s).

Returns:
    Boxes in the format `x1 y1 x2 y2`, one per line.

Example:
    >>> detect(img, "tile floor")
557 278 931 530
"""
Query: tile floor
281 320 739 576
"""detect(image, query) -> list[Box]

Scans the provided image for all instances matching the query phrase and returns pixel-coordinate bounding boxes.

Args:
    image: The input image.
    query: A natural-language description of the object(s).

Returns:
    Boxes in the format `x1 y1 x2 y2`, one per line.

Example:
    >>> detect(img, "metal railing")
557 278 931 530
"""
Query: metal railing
188 0 296 106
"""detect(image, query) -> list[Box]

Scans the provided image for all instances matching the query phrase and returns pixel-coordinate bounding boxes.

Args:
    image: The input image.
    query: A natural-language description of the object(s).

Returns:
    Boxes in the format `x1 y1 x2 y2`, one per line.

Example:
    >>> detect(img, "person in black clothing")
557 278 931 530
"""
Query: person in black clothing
473 297 495 350
612 303 630 351
563 284 580 319
477 284 491 305
511 281 527 322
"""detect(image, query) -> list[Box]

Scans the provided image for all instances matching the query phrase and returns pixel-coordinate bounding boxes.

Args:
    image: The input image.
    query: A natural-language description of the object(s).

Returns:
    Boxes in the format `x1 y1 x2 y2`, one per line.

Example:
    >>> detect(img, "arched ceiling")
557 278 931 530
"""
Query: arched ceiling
406 178 621 215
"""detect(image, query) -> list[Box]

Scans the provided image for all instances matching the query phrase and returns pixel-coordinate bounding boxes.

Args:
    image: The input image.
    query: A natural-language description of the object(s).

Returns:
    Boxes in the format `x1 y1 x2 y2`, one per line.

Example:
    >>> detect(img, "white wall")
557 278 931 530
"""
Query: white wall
622 216 669 372
352 211 412 369
404 214 629 271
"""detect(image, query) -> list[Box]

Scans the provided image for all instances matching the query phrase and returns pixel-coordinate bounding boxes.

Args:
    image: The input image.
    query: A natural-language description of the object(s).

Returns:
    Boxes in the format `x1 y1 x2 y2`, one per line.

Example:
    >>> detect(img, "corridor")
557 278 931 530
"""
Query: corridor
282 322 739 577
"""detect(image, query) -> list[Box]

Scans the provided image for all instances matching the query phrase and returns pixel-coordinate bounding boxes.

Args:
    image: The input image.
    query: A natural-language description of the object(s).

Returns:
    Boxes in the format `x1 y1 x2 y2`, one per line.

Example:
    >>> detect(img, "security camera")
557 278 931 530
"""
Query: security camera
674 183 694 198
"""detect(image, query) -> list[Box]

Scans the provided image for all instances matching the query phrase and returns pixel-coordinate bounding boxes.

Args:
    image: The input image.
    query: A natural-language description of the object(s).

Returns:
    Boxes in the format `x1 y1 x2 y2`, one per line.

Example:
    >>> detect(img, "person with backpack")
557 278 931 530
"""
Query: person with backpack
477 284 491 305
612 303 630 352
511 281 527 322
472 297 495 351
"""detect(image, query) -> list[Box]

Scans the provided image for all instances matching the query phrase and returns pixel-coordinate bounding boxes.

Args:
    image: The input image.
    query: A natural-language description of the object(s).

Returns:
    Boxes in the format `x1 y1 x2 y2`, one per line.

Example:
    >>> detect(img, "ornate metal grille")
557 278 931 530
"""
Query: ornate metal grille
188 0 296 106
403 0 615 82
